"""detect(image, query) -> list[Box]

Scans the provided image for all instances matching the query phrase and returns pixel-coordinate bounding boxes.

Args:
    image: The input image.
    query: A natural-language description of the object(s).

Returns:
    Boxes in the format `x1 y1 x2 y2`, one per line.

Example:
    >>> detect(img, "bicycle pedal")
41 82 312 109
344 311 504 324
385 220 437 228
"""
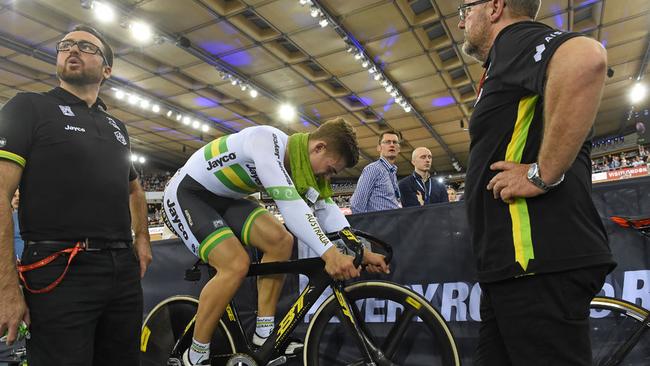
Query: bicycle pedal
265 355 287 366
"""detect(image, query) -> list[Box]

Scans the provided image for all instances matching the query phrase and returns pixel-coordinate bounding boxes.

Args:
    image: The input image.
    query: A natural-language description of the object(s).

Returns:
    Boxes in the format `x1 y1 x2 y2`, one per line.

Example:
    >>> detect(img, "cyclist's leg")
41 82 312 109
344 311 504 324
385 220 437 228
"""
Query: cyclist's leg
195 238 250 343
223 199 294 319
162 174 250 347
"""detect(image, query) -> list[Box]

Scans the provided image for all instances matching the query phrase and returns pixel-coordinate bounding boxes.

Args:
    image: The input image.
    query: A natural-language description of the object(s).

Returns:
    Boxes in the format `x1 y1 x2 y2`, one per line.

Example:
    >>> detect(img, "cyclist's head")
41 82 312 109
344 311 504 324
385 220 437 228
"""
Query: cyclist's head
309 117 360 170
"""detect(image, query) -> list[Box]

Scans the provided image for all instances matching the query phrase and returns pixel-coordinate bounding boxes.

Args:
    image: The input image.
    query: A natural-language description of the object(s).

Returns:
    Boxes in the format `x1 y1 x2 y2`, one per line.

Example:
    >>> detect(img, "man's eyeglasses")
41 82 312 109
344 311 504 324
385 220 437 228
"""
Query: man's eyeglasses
56 39 108 65
458 0 491 22
381 140 401 146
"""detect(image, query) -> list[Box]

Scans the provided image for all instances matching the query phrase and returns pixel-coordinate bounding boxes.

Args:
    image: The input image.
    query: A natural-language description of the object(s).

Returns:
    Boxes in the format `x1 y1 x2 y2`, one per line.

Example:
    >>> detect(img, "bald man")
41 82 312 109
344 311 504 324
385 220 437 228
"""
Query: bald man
398 147 448 207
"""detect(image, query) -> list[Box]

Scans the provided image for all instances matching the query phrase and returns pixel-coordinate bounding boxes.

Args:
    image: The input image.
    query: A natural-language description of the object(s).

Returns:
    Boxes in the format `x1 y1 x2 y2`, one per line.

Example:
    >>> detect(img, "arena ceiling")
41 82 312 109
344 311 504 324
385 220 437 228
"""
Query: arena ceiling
0 0 648 177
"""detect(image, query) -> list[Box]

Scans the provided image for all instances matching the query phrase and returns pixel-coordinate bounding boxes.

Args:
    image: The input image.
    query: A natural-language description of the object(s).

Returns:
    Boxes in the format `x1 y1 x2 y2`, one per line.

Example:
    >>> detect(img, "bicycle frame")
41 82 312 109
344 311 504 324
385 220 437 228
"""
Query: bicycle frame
171 257 378 365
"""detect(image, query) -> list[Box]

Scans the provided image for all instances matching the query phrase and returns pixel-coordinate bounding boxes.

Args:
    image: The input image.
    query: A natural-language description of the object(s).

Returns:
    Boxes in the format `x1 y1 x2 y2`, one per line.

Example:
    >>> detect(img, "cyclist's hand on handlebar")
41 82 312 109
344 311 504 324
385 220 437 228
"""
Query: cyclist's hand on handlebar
363 251 390 274
322 247 361 280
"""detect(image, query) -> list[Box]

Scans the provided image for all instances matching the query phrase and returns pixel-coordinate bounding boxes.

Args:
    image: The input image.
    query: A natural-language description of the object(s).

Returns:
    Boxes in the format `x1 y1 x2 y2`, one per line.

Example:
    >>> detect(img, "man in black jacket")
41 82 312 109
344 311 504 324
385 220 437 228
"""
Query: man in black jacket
398 147 448 207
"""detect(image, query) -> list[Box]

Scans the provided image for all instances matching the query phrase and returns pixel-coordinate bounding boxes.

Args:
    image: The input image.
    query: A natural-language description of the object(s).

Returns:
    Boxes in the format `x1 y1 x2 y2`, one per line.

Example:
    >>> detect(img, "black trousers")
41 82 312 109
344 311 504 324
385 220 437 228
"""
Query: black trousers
474 265 609 366
21 245 142 366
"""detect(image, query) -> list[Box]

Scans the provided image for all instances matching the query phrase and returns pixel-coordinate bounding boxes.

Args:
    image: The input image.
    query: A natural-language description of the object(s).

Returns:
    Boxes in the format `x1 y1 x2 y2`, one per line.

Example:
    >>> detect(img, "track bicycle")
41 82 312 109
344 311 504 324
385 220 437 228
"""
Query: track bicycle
140 229 461 366
590 215 650 366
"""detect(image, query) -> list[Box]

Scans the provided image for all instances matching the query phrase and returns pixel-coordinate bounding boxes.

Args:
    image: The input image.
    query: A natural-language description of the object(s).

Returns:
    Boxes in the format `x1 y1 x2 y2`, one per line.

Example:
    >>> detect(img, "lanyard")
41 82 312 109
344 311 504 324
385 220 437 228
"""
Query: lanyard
379 158 400 199
413 172 432 203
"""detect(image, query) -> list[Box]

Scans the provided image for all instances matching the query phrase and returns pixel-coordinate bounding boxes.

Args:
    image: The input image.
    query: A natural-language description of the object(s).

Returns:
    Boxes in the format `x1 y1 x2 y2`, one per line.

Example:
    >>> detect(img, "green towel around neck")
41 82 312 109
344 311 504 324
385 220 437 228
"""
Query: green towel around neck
288 133 332 200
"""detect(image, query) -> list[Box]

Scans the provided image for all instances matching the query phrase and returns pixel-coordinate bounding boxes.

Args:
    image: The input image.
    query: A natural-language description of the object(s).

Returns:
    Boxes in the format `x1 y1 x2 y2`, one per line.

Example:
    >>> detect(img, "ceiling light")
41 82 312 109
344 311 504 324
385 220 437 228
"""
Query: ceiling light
151 104 160 113
201 124 209 132
182 116 191 125
385 85 393 93
176 114 182 121
130 154 138 162
128 94 138 104
404 105 412 113
354 53 362 60
361 60 369 68
92 2 115 23
310 6 320 17
166 110 173 117
319 17 329 27
240 84 248 91
395 96 403 103
130 21 153 42
279 103 296 121
630 83 647 104
381 79 389 87
299 0 312 5
373 73 382 81
231 79 238 86
192 120 200 129
140 99 150 109
138 156 146 164
369 67 376 74
114 89 125 100
346 45 355 53
390 90 398 97
437 177 444 183
249 89 258 98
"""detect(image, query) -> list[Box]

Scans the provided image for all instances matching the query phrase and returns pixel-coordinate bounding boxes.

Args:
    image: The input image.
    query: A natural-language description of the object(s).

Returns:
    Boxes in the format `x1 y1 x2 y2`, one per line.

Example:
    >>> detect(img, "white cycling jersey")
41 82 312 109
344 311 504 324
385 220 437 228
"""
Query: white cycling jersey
174 125 349 257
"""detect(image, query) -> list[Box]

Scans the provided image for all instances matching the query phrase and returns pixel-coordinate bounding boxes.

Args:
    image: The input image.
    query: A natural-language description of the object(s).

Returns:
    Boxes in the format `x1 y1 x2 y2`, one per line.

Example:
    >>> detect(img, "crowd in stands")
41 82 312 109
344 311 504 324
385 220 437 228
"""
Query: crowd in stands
591 146 648 173
140 173 172 192
147 203 164 226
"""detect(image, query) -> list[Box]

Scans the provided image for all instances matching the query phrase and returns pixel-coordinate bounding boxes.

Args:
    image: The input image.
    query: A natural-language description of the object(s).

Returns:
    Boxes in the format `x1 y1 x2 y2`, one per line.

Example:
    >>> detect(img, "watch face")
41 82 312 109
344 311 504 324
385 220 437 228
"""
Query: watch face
527 164 537 179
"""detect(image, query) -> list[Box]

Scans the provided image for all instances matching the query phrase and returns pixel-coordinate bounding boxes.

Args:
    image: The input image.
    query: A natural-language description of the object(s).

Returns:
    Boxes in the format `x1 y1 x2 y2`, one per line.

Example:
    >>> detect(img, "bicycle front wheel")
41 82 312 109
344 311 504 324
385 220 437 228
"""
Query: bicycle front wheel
304 280 460 366
140 295 236 366
590 296 650 366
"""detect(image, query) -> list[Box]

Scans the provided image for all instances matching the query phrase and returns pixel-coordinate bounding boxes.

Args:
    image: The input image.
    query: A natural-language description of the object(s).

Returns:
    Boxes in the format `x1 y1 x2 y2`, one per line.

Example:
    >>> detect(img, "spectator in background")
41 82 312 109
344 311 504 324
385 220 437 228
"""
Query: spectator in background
11 189 23 258
447 187 458 202
350 131 402 213
398 147 448 207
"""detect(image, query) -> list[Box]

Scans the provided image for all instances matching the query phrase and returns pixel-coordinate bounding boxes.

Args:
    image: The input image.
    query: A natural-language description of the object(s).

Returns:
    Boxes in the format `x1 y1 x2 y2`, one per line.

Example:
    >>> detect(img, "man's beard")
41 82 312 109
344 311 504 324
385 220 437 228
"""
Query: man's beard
57 62 103 86
462 39 486 62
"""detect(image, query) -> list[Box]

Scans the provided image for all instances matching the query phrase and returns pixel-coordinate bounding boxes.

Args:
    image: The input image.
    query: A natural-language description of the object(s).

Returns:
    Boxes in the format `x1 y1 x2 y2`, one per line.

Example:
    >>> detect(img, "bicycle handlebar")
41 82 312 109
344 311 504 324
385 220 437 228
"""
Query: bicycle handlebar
325 229 393 268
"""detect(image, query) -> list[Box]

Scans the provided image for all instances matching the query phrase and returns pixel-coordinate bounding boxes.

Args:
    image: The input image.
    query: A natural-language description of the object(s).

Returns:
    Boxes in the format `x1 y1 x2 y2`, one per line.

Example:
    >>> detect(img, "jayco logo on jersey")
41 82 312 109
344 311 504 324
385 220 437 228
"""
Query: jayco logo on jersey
106 117 121 131
166 200 189 240
114 131 127 145
59 105 75 116
206 152 237 171
245 163 262 186
64 124 86 133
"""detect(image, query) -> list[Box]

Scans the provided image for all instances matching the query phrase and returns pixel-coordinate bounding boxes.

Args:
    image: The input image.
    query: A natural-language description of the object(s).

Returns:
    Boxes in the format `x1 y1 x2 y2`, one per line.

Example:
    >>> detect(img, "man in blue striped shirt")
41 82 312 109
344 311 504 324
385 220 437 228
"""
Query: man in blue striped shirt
350 131 402 213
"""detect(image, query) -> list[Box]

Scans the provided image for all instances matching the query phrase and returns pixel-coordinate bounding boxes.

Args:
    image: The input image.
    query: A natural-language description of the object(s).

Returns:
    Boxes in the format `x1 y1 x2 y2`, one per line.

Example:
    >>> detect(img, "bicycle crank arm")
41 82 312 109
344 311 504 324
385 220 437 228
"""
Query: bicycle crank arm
265 355 287 366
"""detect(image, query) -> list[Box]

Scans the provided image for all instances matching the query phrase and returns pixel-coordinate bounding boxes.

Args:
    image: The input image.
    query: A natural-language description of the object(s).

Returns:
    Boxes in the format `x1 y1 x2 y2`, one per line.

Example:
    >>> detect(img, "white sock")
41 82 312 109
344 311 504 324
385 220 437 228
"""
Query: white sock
189 338 210 364
254 316 274 344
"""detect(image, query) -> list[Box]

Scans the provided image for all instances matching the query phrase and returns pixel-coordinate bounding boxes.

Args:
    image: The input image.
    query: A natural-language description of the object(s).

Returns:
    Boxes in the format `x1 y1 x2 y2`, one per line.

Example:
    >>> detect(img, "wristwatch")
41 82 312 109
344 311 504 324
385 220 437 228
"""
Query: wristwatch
526 162 564 192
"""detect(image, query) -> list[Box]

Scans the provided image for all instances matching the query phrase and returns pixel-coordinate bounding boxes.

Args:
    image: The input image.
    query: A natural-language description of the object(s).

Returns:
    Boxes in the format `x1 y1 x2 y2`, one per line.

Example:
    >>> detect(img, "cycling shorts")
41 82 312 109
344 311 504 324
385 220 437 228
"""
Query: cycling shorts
162 172 268 262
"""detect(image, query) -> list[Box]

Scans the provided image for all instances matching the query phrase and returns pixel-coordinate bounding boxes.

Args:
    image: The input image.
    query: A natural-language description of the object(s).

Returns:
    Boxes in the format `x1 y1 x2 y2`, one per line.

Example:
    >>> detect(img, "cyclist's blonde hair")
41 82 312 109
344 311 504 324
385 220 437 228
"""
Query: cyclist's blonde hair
310 117 359 168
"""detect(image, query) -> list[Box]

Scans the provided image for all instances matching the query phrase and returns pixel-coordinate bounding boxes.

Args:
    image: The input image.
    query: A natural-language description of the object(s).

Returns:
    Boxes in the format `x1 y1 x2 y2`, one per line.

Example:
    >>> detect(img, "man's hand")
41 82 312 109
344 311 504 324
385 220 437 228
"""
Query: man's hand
487 161 545 203
321 247 360 280
363 251 390 274
416 191 424 206
133 236 152 278
0 283 29 346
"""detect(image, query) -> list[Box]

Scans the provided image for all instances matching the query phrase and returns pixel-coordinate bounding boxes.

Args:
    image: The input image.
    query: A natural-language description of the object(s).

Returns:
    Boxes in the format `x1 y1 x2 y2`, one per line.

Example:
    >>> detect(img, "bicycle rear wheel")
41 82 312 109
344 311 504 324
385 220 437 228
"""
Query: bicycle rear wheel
304 281 460 366
590 296 650 366
141 295 236 366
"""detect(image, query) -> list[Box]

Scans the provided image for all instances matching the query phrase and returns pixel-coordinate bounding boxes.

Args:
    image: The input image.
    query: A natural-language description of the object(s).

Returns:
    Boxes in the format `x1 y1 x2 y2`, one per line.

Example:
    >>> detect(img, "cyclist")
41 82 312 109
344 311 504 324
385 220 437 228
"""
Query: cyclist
161 117 390 365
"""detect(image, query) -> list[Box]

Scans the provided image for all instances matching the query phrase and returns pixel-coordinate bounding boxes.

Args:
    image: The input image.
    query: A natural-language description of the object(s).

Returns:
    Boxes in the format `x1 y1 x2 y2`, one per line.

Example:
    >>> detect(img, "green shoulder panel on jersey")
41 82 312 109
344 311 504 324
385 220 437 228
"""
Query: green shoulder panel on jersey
204 135 230 161
505 95 538 271
0 150 26 167
266 186 301 201
214 163 258 194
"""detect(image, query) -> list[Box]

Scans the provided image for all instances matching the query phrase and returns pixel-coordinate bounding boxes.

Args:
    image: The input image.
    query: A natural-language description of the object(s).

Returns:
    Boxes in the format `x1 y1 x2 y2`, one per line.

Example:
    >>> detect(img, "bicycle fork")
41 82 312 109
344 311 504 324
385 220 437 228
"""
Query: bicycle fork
332 282 399 366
